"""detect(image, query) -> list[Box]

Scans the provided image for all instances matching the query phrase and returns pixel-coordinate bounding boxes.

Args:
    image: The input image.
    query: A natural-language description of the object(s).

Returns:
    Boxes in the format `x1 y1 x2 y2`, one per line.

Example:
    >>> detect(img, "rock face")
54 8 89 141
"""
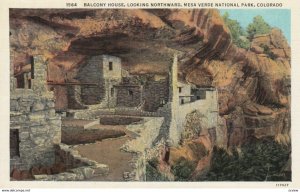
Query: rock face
10 9 290 178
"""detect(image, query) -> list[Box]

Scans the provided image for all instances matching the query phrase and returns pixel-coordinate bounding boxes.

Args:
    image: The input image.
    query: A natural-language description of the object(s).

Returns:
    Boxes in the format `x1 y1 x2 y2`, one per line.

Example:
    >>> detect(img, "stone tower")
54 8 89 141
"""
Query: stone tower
168 54 181 146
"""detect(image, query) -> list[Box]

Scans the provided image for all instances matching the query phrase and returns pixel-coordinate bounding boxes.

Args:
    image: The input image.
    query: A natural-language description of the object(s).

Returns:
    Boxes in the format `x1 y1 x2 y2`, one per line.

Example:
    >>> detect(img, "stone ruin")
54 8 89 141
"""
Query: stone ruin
9 53 220 181
10 55 61 171
10 55 109 180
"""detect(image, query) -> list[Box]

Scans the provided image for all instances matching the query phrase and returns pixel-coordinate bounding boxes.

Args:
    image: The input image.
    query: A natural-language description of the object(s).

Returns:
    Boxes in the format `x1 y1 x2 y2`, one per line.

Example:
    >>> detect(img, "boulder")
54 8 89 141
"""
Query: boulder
11 168 21 180
20 170 32 180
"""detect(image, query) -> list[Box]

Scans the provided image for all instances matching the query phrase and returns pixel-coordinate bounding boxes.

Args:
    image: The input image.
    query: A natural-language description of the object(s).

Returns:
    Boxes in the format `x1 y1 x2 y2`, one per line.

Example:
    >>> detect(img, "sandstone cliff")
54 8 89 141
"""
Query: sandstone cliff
10 9 291 164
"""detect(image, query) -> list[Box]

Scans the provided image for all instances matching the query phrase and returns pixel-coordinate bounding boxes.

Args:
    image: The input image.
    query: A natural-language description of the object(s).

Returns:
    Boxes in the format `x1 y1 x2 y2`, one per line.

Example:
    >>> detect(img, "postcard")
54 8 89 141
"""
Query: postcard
0 0 299 189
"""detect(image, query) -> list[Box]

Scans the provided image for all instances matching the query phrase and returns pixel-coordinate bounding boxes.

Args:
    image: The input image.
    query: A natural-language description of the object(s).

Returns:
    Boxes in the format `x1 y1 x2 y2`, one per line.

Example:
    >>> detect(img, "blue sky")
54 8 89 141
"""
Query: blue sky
219 9 290 44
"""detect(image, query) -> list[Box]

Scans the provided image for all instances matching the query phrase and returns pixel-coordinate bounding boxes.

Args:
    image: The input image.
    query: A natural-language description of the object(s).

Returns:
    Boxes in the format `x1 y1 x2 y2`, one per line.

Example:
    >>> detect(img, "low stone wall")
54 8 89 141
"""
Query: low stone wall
62 123 126 145
121 117 164 181
100 116 143 125
123 152 146 181
72 106 162 120
34 144 109 181
123 117 164 153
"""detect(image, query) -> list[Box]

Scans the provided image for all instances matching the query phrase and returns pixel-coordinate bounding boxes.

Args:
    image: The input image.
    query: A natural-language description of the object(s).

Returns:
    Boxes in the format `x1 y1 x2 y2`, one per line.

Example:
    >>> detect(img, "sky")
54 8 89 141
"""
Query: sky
219 9 291 44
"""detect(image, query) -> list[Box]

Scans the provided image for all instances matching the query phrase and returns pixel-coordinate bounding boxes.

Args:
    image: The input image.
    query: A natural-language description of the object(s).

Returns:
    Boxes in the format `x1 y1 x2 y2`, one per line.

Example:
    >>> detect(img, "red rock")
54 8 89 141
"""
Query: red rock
30 166 40 175
250 45 264 54
254 104 273 115
20 170 32 180
11 168 21 180
39 167 48 175
51 165 60 174
46 167 52 175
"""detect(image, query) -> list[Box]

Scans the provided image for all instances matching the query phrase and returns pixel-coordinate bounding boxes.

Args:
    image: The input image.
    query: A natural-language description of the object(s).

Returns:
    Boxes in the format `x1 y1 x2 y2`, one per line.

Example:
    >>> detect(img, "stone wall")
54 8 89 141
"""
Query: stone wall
122 117 164 153
11 80 61 168
178 81 191 104
169 90 219 146
144 79 169 112
123 153 146 181
53 85 68 111
101 55 122 80
10 129 19 157
10 55 62 172
61 122 126 145
100 116 143 125
34 143 109 181
121 117 164 181
72 106 162 120
116 86 142 107
77 56 104 104
76 55 122 106
67 86 87 109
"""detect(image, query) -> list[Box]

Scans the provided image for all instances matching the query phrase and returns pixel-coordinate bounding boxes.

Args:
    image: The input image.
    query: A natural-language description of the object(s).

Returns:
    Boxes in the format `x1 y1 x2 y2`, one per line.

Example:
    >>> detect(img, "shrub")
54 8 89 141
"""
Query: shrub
199 137 291 181
146 158 169 181
222 12 250 49
260 44 277 60
171 157 197 181
247 15 271 40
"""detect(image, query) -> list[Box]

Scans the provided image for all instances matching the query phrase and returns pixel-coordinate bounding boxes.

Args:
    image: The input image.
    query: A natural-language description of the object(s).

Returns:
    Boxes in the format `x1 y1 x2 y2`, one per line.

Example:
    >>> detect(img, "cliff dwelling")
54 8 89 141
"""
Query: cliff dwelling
10 52 219 181
9 9 291 182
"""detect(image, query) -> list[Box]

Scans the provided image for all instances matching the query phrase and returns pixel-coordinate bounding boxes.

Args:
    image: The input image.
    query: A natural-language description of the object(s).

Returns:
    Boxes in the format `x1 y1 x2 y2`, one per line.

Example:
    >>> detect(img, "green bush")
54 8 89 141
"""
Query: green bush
146 158 169 181
199 137 291 181
187 142 208 160
222 12 250 49
260 44 277 60
247 15 271 40
171 157 197 181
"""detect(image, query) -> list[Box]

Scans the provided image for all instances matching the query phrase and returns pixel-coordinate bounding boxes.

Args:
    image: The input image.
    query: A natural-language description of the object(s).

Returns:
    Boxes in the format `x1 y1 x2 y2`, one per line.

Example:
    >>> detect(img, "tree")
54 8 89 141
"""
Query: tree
247 15 271 40
222 12 250 49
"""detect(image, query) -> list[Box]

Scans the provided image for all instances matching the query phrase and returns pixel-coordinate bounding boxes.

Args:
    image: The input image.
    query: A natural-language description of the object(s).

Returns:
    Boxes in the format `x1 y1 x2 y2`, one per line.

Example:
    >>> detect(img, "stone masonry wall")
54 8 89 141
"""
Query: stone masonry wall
10 55 61 172
178 81 191 104
121 117 164 181
34 143 109 181
169 90 219 146
116 86 142 107
100 116 143 125
77 56 104 105
61 124 126 145
67 86 87 109
144 79 169 112
76 55 122 107
10 91 61 171
101 55 122 80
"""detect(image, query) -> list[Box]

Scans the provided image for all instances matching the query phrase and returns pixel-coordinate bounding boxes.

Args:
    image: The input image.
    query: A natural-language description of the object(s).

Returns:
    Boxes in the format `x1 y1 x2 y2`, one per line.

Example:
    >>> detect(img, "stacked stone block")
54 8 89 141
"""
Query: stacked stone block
10 55 61 172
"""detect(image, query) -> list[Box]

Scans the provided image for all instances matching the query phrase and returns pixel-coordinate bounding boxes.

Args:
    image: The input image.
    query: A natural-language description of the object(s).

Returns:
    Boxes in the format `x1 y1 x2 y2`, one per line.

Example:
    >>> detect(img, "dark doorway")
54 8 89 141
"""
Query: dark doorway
30 56 34 79
109 62 113 71
10 129 20 157
16 74 25 88
111 87 114 96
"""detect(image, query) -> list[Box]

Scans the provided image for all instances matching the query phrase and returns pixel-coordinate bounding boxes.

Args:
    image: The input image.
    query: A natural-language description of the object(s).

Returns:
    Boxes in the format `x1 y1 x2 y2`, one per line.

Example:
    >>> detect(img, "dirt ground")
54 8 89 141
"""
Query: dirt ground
74 132 135 181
